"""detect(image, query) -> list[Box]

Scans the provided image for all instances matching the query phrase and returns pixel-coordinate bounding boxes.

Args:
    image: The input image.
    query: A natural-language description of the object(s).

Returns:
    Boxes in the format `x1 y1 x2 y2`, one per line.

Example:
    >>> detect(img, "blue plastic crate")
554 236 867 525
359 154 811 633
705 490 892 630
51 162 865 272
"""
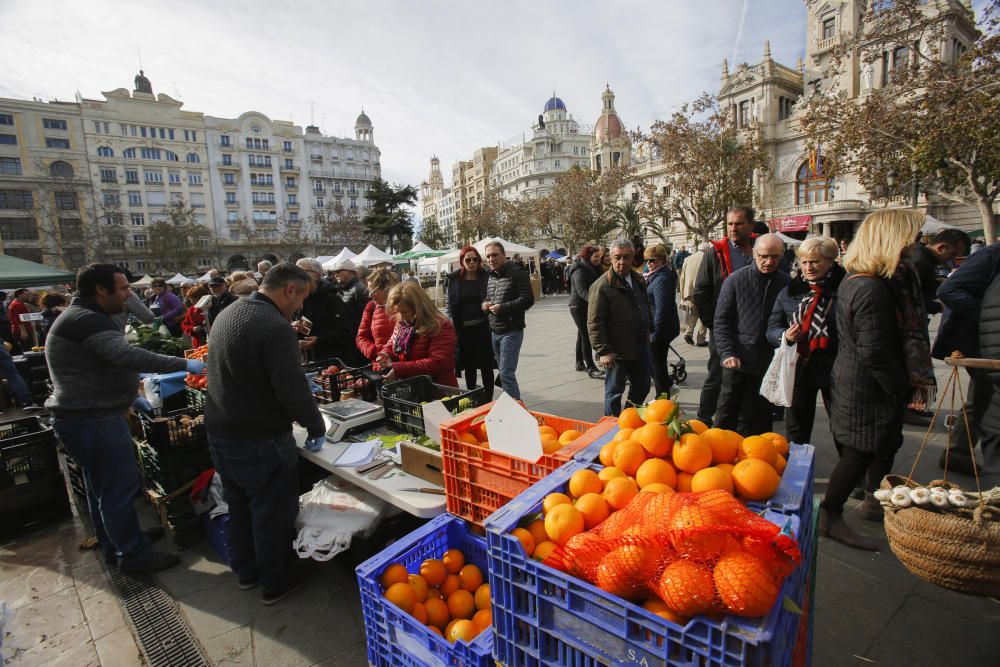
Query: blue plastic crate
356 514 494 667
484 461 811 667
571 423 620 463
745 444 815 522
202 513 233 568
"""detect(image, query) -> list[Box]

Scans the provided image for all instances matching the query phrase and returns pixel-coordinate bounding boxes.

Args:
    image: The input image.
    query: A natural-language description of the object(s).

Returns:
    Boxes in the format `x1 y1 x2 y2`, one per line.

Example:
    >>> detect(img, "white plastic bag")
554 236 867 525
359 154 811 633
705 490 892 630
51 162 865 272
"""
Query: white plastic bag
293 476 387 561
760 342 798 408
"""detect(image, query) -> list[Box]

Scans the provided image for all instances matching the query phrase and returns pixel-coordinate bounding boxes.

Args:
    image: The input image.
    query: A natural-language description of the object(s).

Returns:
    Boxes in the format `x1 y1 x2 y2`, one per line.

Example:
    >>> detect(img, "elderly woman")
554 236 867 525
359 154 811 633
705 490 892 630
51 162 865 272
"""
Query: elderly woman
357 267 400 366
644 244 680 397
377 282 458 386
150 278 185 335
821 209 927 551
447 246 496 396
766 237 845 445
568 245 604 378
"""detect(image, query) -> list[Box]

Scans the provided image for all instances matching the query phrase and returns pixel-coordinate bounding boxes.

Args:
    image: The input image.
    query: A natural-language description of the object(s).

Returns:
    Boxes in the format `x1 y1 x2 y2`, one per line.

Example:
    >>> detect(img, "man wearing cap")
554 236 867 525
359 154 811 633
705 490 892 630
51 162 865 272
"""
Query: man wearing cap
331 258 370 330
207 276 237 325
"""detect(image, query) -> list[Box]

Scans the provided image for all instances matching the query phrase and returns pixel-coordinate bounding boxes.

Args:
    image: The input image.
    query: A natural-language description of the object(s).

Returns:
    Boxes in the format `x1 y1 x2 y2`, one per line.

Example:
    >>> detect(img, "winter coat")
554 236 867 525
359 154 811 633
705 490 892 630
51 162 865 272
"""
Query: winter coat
156 291 185 334
568 259 599 308
907 243 943 315
356 300 395 363
979 267 1000 437
766 264 846 389
380 317 459 386
207 290 237 325
645 266 680 345
337 276 371 330
678 249 705 300
485 261 533 334
446 268 494 370
302 278 363 366
446 269 488 321
588 270 652 361
830 274 909 454
713 264 790 375
932 243 1000 360
693 238 755 330
181 306 207 348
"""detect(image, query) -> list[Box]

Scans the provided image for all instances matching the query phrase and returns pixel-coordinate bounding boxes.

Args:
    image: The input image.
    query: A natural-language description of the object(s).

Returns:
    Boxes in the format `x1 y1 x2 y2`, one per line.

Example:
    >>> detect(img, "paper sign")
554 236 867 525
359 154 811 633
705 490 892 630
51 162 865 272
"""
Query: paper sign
422 400 453 445
484 393 544 461
19 312 44 322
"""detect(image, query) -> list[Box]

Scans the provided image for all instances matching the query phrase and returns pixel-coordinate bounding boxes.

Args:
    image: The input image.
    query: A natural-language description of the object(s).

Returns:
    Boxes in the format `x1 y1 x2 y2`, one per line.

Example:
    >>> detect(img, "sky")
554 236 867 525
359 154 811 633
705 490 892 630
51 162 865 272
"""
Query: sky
1 0 809 199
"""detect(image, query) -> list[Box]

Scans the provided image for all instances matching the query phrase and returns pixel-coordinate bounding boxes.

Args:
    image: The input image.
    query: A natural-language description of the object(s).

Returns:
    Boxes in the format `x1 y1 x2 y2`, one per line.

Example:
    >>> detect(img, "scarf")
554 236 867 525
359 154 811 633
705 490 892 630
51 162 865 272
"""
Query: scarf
888 264 937 409
393 322 416 361
793 273 834 356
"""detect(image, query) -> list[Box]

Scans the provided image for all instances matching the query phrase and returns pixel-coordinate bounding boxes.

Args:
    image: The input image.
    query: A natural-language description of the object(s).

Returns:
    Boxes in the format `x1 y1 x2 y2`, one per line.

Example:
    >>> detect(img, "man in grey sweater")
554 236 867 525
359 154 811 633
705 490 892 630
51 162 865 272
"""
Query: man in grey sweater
46 264 206 574
205 263 325 605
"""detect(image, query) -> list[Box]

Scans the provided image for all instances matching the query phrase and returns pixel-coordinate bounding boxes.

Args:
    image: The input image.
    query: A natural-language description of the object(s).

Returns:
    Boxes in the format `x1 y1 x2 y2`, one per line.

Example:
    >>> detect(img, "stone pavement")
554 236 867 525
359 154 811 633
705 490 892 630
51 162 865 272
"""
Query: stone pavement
1 294 998 666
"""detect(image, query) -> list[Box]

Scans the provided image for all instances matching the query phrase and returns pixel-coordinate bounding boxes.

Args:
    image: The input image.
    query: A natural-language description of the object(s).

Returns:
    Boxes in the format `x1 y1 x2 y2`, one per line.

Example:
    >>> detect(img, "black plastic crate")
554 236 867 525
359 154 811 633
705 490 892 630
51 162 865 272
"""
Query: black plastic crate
0 417 59 488
137 440 212 494
0 472 71 540
139 408 207 451
304 356 380 403
382 375 490 436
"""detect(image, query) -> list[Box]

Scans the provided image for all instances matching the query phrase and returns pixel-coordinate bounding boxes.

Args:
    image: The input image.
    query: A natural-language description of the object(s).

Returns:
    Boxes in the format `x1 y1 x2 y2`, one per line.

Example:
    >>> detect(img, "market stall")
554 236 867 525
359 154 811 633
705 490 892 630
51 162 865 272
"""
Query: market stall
0 254 75 289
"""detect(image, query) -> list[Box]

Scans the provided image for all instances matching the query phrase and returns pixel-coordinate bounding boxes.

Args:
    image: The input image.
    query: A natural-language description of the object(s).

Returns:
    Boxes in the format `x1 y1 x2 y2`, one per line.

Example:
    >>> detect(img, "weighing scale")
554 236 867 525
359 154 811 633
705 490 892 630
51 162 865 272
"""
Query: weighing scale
319 398 385 442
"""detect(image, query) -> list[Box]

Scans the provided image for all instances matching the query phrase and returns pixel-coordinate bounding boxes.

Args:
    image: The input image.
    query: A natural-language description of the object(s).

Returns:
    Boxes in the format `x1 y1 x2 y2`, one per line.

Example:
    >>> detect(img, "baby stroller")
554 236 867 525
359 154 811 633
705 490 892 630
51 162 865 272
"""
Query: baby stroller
667 344 687 384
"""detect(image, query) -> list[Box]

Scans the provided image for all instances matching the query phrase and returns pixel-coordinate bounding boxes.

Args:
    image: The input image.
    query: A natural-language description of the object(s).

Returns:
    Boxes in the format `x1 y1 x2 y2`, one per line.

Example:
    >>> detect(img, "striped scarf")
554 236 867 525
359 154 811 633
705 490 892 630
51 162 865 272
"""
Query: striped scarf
794 276 833 355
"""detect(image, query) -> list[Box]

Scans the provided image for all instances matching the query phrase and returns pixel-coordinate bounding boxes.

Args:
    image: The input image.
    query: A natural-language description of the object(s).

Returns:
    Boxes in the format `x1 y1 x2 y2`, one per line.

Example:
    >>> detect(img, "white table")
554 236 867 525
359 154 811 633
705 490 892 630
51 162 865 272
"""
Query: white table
292 426 446 519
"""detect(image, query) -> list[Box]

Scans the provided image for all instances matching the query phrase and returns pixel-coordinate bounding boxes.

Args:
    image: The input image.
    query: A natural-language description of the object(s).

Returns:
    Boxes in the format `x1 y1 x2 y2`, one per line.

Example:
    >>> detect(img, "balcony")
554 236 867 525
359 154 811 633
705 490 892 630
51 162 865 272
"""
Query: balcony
247 162 272 170
762 198 868 224
280 164 300 173
285 183 298 190
225 200 239 208
286 201 300 208
218 161 239 170
815 32 841 55
308 169 336 178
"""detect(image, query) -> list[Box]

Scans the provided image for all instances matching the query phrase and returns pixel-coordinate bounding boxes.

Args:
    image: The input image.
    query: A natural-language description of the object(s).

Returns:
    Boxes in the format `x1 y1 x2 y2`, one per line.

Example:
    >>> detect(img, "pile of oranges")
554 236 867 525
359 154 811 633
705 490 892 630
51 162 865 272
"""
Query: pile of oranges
379 549 492 644
456 418 586 458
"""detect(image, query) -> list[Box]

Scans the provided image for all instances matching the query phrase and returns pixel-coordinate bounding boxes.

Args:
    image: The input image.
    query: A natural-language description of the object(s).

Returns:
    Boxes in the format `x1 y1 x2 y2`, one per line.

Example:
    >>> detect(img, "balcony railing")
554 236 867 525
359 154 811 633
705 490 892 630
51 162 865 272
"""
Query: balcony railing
218 161 239 169
762 198 868 219
308 169 336 178
280 164 300 173
815 32 841 54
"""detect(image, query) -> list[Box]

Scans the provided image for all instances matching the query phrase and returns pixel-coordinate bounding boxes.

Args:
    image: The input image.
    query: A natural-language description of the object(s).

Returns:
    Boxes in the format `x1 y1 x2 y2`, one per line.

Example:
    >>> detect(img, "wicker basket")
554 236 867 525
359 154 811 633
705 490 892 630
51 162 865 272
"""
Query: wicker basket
881 474 1000 596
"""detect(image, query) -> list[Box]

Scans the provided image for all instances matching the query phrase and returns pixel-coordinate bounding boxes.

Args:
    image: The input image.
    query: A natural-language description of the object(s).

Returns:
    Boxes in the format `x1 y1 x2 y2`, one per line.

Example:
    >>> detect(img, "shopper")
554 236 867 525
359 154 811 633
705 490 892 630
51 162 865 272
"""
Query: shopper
643 244 680 398
356 267 401 368
568 245 604 378
0 345 43 413
151 278 184 336
110 289 155 331
205 263 325 604
484 241 533 399
678 242 710 346
908 228 971 316
977 262 1000 487
8 289 33 351
295 258 363 365
181 285 209 348
331 258 370 331
46 264 204 573
377 281 458 386
39 292 67 344
206 277 237 325
447 247 496 396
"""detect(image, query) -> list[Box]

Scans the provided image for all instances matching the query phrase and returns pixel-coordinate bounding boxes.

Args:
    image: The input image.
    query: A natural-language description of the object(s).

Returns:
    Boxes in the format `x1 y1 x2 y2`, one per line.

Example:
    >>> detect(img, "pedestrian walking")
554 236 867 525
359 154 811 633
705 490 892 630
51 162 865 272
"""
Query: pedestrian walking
679 242 710 346
977 262 1000 487
483 241 533 399
643 244 680 398
568 245 604 378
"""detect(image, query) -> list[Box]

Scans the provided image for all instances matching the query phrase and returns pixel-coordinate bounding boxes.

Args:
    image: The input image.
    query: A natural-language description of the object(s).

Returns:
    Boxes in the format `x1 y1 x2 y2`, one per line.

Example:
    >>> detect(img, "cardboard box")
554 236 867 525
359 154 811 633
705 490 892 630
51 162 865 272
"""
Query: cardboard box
400 441 444 487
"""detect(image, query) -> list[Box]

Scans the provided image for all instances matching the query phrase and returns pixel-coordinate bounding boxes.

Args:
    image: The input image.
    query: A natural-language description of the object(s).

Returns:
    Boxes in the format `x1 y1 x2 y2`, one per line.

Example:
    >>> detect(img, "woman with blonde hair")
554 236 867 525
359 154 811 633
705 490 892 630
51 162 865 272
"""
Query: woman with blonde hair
376 281 458 386
356 267 400 365
821 209 928 551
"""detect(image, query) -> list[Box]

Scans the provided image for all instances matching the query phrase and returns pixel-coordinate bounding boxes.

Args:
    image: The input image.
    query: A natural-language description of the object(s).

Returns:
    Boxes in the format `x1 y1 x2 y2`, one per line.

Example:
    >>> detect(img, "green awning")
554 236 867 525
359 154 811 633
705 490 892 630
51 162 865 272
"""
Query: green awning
0 253 76 289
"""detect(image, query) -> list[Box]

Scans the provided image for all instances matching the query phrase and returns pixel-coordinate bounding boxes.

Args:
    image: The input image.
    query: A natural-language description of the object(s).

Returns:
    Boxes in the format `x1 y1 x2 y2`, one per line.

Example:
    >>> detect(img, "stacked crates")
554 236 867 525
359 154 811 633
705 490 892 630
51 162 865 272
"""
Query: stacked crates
381 375 490 436
0 416 70 539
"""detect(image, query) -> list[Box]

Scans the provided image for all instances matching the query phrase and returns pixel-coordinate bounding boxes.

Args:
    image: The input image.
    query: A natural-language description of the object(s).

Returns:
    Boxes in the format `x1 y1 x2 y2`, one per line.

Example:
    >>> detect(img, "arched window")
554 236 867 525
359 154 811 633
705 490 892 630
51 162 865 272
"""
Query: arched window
165 150 179 161
97 146 114 157
796 159 834 205
186 152 200 163
123 148 136 159
49 160 73 178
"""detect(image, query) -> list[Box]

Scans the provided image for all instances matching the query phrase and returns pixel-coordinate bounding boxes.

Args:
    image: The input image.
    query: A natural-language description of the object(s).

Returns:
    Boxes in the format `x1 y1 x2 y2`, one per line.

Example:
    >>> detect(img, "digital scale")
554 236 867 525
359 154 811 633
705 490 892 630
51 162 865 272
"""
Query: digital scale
319 398 385 442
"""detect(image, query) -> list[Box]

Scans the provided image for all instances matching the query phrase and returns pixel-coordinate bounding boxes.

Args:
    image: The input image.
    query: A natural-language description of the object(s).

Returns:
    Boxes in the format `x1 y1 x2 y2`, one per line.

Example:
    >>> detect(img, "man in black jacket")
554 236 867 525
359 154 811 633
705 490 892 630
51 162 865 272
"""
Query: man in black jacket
207 276 237 325
977 254 1000 487
483 241 533 399
206 263 325 605
331 258 370 331
714 234 790 435
908 228 971 316
295 258 363 366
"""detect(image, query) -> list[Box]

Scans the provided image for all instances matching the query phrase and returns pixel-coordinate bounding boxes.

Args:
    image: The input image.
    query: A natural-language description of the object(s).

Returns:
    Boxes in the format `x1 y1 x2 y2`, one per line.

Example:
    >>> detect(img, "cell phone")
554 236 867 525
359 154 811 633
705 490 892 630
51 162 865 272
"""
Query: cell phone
300 316 313 336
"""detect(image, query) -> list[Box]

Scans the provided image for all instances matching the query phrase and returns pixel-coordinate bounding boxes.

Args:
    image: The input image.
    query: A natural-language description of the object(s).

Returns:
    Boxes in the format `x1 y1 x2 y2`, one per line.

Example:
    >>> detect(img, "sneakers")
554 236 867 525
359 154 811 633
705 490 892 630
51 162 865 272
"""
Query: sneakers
238 577 260 591
120 551 181 575
587 368 605 379
261 569 306 606
22 404 43 413
102 527 165 566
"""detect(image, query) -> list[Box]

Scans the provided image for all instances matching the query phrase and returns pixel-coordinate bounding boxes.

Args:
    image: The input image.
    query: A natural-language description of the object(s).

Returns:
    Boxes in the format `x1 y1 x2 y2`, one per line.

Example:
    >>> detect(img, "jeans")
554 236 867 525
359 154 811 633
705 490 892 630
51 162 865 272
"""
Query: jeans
54 414 150 564
570 305 596 370
716 368 773 436
604 341 652 417
491 330 524 400
649 336 674 398
0 347 34 407
209 431 300 593
697 337 723 425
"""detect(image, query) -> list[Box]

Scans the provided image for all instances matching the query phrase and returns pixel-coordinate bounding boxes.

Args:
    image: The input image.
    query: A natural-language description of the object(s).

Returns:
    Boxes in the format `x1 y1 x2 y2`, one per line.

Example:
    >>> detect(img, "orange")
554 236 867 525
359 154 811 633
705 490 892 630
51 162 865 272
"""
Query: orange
543 492 573 514
511 527 536 556
672 433 713 473
480 441 490 450
760 431 790 457
595 542 654 598
474 583 491 610
380 563 409 590
731 458 781 501
472 608 492 631
635 458 677 489
774 452 787 476
569 469 603 498
676 472 694 492
442 548 465 574
669 504 728 559
632 422 673 458
598 441 618 467
716 462 734 475
459 564 483 592
639 482 675 494
656 559 717 617
428 625 444 637
701 428 741 465
574 492 611 529
525 519 548 547
475 421 490 443
459 431 480 446
686 419 708 435
538 425 558 439
440 573 462 597
597 466 626 488
419 559 448 587
542 437 563 455
741 436 778 467
642 597 689 625
447 588 476 619
643 398 676 424
425 587 443 601
424 597 450 629
411 601 428 624
544 502 585 545
447 618 479 643
603 476 639 510
408 574 429 601
618 407 645 430
444 619 459 638
690 467 734 494
613 427 635 442
533 540 558 562
384 582 417 614
612 440 648 476
714 550 780 617
559 429 583 444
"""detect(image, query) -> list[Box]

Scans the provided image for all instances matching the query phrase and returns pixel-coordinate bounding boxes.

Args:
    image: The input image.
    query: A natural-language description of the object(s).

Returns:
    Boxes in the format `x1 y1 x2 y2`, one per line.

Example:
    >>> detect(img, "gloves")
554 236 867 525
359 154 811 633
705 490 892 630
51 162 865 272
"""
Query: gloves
132 396 154 413
186 359 207 374
303 435 325 452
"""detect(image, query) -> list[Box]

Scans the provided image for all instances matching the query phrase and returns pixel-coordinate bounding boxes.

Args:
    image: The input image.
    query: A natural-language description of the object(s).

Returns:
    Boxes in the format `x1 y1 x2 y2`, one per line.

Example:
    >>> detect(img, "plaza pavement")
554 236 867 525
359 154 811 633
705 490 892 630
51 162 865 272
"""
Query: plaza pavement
1 294 998 666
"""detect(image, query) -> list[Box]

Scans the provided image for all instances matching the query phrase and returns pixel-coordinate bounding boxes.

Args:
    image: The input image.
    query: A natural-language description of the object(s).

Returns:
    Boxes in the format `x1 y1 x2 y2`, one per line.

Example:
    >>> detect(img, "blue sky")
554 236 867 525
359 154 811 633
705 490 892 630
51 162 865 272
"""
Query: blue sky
1 0 809 193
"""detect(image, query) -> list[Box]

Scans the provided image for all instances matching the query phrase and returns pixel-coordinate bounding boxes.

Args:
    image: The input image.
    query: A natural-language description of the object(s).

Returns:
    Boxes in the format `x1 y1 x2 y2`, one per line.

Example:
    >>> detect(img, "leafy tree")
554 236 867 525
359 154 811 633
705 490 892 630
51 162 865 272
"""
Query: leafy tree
631 93 770 240
146 199 214 274
454 187 534 245
312 200 365 250
802 0 998 240
533 166 631 249
608 198 645 240
416 214 452 249
362 179 418 253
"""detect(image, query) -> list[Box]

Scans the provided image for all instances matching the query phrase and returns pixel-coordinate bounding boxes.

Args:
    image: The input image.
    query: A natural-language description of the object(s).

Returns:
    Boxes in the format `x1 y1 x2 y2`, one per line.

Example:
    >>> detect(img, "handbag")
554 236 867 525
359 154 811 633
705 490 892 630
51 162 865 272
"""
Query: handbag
759 342 798 407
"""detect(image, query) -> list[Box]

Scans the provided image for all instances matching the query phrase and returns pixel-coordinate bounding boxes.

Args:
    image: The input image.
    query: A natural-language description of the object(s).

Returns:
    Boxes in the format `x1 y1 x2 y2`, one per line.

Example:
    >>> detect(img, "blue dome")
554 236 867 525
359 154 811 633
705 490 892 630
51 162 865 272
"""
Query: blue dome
544 96 566 112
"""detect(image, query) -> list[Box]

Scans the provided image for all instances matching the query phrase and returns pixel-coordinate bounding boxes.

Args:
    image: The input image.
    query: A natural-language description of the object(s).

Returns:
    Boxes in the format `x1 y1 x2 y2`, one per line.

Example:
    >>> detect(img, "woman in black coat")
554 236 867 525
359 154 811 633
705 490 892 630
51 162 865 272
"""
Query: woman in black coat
643 244 680 397
446 246 495 397
766 237 845 445
568 245 604 378
821 209 925 551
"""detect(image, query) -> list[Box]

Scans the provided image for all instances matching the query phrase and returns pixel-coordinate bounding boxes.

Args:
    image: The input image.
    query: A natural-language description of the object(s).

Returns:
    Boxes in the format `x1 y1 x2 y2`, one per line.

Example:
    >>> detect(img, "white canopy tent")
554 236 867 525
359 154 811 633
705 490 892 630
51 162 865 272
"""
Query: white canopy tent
775 232 803 246
165 272 194 285
322 247 357 271
432 237 542 303
314 255 335 266
129 274 155 287
920 214 958 235
354 244 396 267
197 270 215 283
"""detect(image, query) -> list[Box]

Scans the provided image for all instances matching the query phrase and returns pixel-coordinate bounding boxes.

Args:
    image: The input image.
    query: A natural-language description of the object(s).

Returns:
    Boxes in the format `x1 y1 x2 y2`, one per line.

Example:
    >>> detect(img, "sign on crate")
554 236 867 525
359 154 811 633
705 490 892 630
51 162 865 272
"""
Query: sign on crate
484 393 543 461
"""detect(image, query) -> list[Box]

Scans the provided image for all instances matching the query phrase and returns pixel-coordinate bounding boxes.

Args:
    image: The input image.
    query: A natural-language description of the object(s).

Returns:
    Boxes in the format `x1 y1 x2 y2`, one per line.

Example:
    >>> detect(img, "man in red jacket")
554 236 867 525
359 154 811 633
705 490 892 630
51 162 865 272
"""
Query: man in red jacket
8 289 33 350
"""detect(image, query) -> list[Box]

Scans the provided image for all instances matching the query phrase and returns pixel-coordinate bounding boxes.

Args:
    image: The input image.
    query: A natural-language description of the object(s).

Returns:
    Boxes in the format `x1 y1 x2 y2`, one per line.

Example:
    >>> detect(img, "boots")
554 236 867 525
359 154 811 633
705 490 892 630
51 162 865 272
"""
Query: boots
859 492 884 522
819 507 879 551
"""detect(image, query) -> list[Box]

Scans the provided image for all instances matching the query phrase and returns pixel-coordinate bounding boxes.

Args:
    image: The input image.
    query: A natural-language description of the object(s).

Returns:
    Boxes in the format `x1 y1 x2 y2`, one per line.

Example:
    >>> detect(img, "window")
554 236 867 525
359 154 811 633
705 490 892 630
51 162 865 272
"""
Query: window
140 126 147 138
46 138 71 149
554 160 561 168
821 17 836 40
125 169 139 184
140 148 161 160
284 158 294 169
286 178 296 188
144 170 163 184
0 219 38 240
289 212 299 223
131 213 145 226
59 218 82 240
0 157 21 175
0 114 13 125
116 261 130 270
252 192 275 205
136 261 149 271
168 129 174 140
315 197 324 208
738 101 750 128
222 154 233 166
778 96 795 121
188 172 202 185
50 161 73 177
245 138 254 149
226 193 237 204
227 211 239 223
123 148 136 159
283 141 292 152
159 128 166 139
133 234 147 248
103 191 120 207
0 134 18 145
349 198 358 210
147 191 166 207
164 150 179 161
110 235 125 248
67 248 87 270
128 191 142 206
220 135 230 146
287 194 297 205
97 146 114 157
952 38 968 65
54 192 77 210
168 171 181 185
223 173 235 186
190 193 205 208
796 159 834 205
183 130 198 142
106 213 123 225
43 118 68 130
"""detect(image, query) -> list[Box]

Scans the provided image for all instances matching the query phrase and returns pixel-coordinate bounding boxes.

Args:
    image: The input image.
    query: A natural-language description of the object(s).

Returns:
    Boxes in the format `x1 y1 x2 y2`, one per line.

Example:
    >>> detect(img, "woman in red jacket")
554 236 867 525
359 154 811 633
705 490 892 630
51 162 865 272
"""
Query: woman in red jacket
181 285 209 348
356 268 400 367
377 281 458 386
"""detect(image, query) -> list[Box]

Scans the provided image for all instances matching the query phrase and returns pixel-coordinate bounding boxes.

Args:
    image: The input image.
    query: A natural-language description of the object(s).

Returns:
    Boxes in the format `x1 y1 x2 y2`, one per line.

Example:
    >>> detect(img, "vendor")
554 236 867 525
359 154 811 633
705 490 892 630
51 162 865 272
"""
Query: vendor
376 281 458 386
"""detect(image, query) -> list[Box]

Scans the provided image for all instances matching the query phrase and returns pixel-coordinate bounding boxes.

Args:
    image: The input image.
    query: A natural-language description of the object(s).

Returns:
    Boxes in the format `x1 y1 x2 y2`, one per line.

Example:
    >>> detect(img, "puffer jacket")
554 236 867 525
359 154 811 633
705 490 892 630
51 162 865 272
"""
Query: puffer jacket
569 259 599 308
645 266 680 344
380 317 458 386
485 261 533 333
933 243 1000 360
713 264 790 375
356 300 394 363
977 259 1000 437
587 270 651 361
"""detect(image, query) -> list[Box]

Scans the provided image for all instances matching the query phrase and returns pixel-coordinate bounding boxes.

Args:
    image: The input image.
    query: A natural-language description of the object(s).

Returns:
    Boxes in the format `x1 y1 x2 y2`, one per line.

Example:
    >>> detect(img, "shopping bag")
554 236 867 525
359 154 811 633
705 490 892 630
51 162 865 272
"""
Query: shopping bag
759 342 798 407
292 476 388 561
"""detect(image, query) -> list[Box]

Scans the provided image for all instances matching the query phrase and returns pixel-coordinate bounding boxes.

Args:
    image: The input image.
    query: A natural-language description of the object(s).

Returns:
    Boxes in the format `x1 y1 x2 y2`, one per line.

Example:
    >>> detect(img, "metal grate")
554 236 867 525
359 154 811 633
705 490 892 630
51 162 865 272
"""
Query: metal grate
106 566 209 667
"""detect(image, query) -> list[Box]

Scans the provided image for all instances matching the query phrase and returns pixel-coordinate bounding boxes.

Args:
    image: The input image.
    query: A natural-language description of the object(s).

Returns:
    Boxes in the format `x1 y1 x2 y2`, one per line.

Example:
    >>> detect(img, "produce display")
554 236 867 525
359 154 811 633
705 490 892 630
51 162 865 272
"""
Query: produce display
455 416 587 458
126 321 189 357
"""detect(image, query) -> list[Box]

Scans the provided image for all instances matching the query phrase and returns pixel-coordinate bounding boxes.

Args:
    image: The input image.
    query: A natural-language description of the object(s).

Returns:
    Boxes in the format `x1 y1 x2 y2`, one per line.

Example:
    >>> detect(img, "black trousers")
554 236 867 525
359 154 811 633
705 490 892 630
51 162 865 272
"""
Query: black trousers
821 442 900 515
697 336 723 424
786 380 832 445
716 368 773 436
650 336 674 398
463 365 495 401
570 305 596 370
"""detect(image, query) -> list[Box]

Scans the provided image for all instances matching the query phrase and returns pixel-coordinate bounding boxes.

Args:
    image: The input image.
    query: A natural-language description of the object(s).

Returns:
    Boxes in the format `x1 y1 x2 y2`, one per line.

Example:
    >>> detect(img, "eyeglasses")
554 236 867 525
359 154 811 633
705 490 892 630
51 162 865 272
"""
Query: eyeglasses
463 257 481 263
755 253 783 261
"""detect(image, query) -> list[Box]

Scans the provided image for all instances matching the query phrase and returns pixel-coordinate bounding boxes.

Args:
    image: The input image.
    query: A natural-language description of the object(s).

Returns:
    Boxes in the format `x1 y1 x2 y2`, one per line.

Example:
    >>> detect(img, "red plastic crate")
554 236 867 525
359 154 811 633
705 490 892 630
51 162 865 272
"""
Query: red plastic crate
439 405 614 525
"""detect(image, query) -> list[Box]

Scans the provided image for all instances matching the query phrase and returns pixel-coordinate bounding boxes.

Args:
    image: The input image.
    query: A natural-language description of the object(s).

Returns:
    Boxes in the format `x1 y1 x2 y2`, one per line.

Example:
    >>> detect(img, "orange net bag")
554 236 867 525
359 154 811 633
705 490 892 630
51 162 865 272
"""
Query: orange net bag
544 490 801 619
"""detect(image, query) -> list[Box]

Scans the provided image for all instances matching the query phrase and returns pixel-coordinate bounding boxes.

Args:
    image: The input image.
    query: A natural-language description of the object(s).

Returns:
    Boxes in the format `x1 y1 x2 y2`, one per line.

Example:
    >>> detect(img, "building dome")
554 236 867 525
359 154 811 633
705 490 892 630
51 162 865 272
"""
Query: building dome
594 114 624 143
355 110 372 128
544 96 566 112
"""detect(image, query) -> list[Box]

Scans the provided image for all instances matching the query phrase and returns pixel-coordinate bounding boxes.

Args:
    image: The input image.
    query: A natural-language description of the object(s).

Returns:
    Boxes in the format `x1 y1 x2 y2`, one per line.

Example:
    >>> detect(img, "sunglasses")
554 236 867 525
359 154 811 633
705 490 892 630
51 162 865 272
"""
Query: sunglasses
464 257 481 263
644 257 662 263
